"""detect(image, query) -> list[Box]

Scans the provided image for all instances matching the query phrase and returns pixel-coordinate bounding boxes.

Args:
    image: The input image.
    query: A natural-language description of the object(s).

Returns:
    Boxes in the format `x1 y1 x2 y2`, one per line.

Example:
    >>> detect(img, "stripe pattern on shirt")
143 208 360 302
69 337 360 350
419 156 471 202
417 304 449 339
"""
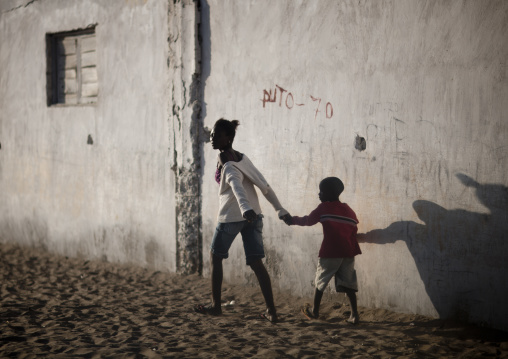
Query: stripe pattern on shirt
320 214 358 226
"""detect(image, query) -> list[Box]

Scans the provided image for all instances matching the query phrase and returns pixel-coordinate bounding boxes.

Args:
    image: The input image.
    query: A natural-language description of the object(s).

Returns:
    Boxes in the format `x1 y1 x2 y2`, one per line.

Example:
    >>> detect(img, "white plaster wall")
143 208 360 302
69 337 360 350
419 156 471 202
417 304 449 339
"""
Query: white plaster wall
201 0 508 330
0 0 176 270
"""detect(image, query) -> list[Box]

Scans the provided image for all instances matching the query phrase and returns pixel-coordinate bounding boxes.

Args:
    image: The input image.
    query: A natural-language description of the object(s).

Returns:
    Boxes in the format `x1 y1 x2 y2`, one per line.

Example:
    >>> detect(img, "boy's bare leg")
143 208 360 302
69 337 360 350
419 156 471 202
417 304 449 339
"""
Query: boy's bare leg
312 288 324 318
345 288 359 324
249 259 277 322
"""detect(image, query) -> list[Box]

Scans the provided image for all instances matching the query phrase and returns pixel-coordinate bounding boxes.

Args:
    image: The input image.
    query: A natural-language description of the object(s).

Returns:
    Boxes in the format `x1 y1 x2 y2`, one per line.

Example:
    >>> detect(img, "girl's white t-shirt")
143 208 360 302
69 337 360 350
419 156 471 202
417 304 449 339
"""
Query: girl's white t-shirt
217 155 288 223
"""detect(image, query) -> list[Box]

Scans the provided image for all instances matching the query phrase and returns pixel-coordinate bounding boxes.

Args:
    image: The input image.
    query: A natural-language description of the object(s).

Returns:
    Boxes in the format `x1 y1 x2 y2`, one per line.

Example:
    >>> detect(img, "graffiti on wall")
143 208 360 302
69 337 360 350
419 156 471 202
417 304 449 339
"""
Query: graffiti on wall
261 84 334 121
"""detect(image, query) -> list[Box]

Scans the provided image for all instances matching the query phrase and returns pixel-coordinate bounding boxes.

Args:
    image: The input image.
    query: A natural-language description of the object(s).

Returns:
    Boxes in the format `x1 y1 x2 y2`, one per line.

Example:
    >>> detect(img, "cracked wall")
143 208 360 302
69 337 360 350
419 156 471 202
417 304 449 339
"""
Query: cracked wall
0 0 176 270
168 0 203 275
0 0 204 275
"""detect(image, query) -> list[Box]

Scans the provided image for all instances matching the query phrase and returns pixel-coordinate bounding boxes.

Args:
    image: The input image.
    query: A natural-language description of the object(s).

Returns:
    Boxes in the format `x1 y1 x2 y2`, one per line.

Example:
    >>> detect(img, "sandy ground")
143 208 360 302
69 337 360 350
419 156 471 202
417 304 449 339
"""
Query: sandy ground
1 243 507 358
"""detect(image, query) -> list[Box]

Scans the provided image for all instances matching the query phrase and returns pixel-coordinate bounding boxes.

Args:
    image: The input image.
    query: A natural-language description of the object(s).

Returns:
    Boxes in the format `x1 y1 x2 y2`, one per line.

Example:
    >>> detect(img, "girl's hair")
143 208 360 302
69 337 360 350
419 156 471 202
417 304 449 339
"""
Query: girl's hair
214 118 240 139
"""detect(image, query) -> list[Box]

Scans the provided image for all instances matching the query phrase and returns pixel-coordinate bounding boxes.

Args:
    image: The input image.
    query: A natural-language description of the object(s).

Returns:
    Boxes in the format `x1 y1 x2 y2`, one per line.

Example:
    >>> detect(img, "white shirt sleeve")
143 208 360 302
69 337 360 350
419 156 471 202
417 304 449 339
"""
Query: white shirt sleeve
224 165 253 215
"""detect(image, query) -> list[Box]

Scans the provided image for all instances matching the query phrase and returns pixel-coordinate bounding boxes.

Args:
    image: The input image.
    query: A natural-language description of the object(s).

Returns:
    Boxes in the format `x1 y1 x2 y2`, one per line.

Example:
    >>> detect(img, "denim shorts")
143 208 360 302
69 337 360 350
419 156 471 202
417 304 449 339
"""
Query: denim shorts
211 214 264 265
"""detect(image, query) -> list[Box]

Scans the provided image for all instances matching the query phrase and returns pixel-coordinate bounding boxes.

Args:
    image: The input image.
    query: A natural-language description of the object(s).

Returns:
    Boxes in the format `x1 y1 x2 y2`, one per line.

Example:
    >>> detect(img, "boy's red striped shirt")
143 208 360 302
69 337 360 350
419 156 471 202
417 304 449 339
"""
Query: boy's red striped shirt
291 201 361 258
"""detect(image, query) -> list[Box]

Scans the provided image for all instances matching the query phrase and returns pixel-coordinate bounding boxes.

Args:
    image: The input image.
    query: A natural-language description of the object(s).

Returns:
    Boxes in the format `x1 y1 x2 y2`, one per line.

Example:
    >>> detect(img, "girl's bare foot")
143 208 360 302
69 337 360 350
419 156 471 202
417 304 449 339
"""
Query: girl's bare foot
261 308 278 323
346 314 359 325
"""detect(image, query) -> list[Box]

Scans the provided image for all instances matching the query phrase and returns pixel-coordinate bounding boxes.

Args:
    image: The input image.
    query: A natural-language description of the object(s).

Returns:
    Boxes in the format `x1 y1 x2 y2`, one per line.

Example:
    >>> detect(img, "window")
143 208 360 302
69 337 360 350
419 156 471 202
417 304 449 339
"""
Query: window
46 27 98 105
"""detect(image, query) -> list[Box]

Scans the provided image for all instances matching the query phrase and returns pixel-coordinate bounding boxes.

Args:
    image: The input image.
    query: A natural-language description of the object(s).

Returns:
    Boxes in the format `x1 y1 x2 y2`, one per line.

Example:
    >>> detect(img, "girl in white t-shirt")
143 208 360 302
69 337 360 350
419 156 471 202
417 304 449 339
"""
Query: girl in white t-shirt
194 118 290 323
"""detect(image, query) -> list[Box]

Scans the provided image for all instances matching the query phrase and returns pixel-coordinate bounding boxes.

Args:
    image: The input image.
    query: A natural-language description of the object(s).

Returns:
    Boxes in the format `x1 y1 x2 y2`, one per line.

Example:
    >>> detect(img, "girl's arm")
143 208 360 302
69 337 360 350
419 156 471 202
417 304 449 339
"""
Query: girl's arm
261 185 289 219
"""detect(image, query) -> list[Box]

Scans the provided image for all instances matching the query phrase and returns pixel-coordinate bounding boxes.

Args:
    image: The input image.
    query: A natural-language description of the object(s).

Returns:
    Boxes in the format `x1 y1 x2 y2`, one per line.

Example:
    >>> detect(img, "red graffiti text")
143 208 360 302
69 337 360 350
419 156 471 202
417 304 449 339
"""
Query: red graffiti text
261 84 334 120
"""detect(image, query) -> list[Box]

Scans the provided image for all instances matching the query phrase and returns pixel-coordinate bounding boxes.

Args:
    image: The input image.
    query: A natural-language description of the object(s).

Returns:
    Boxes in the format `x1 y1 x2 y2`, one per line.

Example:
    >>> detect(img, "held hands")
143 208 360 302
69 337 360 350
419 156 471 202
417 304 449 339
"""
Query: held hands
279 213 292 226
243 210 292 225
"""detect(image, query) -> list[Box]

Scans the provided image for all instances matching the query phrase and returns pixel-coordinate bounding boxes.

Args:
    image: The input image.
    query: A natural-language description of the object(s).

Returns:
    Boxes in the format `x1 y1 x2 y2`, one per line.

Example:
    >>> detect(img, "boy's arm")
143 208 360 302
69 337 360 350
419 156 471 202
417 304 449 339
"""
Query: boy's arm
291 205 322 226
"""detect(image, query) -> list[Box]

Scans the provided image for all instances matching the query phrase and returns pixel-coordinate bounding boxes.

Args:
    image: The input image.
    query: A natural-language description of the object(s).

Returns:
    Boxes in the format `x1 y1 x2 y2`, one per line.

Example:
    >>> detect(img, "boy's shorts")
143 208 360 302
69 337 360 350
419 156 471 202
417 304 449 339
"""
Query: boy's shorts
315 257 358 292
211 215 264 265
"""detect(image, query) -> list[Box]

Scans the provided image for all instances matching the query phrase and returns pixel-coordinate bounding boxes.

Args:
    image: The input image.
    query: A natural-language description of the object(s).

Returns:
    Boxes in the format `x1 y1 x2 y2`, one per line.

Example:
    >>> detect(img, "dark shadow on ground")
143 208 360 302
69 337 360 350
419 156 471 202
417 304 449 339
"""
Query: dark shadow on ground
358 173 508 330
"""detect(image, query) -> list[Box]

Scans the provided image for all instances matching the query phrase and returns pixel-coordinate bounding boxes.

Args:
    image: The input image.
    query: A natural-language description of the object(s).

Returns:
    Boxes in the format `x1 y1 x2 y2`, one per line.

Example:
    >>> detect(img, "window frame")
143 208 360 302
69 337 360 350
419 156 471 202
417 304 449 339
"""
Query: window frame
46 26 98 106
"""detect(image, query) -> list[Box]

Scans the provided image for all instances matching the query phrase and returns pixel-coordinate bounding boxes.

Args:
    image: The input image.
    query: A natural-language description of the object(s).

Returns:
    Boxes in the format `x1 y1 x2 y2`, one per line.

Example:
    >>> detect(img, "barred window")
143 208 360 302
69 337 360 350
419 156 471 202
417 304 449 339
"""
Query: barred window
46 27 98 105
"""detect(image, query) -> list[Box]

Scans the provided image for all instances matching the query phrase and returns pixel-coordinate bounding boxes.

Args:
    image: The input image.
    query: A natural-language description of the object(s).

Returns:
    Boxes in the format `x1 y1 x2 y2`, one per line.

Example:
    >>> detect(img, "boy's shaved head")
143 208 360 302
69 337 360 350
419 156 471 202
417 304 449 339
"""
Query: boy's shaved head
319 177 344 200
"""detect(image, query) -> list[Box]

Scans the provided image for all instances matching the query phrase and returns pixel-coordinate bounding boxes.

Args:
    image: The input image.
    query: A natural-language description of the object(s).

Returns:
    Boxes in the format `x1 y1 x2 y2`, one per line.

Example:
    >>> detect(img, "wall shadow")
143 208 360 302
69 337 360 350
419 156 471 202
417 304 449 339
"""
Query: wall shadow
358 173 508 329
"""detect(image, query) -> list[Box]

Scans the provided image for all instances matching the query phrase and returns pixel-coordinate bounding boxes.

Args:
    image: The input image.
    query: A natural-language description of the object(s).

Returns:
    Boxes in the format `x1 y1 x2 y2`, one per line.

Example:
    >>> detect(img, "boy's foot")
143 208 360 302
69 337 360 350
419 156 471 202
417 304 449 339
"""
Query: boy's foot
346 314 359 325
301 304 318 320
260 308 278 324
193 304 222 316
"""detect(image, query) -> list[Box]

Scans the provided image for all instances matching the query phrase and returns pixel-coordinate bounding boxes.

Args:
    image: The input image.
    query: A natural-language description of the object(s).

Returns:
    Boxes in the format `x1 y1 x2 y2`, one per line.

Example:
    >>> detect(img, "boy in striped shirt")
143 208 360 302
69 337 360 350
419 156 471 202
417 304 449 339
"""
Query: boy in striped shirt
285 177 361 324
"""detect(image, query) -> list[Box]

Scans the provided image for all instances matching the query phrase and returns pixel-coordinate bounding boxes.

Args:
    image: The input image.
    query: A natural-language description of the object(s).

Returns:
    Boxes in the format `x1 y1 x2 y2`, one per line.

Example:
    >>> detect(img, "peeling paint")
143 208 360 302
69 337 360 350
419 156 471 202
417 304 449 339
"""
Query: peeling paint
169 0 203 275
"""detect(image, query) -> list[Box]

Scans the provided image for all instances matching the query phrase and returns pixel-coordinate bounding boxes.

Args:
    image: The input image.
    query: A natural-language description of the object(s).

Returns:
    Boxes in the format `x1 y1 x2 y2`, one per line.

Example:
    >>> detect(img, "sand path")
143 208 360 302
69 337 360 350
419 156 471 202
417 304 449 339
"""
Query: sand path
1 243 507 358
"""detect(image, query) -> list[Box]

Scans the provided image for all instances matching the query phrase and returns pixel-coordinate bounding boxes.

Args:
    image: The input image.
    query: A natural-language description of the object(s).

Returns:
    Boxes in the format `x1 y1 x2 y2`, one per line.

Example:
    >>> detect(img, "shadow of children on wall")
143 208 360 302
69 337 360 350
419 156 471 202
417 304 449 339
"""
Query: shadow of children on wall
359 173 508 329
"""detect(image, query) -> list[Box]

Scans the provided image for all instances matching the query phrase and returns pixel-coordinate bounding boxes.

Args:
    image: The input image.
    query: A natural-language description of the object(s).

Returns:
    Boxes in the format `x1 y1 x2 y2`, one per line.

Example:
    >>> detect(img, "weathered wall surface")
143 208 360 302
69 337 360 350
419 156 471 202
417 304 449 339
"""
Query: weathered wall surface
2 0 507 331
0 0 176 270
201 0 508 330
168 0 204 274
